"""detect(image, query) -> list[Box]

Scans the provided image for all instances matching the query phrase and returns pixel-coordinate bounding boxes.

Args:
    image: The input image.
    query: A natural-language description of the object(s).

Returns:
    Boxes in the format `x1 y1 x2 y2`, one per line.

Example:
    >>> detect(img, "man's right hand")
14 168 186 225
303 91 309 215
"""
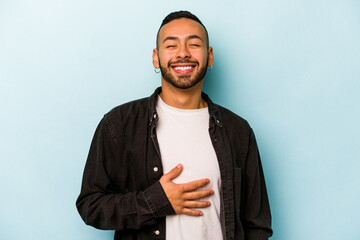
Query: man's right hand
159 163 213 216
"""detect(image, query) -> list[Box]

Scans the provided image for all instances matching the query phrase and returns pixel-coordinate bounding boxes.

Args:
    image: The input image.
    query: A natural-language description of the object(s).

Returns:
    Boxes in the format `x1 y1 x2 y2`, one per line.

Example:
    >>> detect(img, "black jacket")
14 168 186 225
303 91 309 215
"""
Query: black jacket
76 87 273 240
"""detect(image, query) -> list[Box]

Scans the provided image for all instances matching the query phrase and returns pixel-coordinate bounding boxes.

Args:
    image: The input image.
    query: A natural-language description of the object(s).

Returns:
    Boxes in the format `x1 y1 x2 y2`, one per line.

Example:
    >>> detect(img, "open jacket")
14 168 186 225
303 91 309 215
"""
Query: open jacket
76 87 273 240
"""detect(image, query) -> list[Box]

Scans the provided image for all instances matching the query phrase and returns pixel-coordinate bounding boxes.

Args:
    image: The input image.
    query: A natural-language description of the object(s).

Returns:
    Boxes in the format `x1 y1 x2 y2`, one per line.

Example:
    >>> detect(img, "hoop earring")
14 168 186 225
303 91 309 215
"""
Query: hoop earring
208 65 213 71
154 68 160 74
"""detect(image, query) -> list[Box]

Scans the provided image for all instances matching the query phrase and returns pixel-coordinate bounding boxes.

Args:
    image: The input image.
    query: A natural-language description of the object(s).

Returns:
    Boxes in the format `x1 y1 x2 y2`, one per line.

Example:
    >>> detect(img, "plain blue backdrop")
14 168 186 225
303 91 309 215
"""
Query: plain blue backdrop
1 0 359 239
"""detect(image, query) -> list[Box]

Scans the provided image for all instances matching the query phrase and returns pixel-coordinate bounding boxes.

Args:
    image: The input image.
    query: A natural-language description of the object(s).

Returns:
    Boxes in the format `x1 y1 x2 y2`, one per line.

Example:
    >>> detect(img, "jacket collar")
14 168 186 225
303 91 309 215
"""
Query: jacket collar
149 87 223 128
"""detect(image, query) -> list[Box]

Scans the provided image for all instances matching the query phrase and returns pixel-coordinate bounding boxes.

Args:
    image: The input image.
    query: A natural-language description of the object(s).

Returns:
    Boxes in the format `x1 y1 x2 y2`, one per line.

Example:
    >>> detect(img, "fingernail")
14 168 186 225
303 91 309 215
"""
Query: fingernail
177 163 182 168
199 212 203 216
207 202 211 206
211 190 214 194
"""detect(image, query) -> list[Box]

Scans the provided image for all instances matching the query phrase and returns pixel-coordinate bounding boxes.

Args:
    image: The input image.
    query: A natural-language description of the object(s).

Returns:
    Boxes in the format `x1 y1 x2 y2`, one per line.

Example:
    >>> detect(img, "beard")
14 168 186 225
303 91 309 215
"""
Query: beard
159 58 208 89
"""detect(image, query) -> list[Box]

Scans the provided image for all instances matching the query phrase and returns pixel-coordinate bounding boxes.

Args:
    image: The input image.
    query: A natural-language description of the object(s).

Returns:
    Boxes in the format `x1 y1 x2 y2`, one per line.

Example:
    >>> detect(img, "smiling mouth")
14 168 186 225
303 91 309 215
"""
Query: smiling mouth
171 65 196 74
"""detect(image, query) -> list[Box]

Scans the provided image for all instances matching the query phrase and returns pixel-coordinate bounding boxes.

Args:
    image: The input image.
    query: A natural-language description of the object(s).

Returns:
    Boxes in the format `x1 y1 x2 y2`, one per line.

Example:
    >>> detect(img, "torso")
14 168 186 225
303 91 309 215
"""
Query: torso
156 95 223 240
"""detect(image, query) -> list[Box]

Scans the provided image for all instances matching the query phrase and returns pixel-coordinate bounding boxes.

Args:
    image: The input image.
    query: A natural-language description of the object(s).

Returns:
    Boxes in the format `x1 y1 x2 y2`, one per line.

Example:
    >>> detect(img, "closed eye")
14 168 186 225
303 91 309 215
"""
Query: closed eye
189 44 201 48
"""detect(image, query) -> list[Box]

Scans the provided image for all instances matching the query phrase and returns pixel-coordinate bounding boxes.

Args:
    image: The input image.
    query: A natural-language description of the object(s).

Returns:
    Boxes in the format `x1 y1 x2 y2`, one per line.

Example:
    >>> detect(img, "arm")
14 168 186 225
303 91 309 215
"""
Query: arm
76 116 212 230
243 128 273 239
76 117 175 230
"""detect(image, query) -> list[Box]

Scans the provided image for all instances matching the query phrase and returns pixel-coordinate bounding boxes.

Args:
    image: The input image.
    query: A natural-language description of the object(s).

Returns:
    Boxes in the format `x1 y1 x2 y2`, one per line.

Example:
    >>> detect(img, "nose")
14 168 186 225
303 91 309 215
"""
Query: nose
176 44 190 59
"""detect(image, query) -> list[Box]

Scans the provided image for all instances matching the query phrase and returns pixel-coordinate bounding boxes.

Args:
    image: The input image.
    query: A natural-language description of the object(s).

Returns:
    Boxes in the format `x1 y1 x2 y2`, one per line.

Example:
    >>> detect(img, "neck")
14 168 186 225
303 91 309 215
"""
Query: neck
160 79 208 109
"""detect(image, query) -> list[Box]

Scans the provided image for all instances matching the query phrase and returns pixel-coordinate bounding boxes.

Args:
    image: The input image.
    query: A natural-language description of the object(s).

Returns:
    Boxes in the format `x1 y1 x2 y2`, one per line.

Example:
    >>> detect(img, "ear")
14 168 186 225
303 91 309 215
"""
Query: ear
207 47 214 67
153 48 159 68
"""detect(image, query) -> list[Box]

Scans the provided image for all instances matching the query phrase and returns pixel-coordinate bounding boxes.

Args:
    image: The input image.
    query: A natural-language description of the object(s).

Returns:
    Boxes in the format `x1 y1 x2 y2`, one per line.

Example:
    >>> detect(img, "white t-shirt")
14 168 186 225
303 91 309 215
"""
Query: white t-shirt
156 96 223 240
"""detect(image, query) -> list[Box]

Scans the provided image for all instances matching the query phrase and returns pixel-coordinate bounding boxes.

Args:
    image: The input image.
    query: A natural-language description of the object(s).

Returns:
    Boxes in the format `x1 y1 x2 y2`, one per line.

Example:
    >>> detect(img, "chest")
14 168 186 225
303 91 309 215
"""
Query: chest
156 112 221 189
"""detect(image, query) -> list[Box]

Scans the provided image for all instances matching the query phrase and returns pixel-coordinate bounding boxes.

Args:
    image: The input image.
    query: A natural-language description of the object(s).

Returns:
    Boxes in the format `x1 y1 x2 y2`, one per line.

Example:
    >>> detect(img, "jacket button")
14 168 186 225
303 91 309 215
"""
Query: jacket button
153 167 159 172
154 230 160 235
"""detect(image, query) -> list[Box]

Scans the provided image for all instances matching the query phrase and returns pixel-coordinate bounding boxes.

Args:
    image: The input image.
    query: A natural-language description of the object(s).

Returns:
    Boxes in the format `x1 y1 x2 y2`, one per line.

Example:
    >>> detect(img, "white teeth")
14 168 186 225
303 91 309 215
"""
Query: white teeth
174 66 193 70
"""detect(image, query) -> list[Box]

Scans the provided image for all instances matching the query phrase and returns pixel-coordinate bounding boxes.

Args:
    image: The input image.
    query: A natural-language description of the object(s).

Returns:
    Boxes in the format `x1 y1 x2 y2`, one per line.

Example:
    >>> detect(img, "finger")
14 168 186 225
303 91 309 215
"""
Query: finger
184 189 214 200
163 163 183 181
182 178 210 192
181 208 203 216
183 200 211 209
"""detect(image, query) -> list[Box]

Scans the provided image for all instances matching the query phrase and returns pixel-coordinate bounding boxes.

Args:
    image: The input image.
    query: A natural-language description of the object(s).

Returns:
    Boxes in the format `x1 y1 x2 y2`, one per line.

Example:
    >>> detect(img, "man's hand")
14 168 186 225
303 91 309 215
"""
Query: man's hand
159 163 213 216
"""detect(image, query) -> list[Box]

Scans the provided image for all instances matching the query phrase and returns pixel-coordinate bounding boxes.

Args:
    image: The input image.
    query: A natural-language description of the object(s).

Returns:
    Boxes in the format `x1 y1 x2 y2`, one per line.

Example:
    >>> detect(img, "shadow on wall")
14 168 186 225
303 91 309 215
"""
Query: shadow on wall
202 51 229 104
202 47 248 108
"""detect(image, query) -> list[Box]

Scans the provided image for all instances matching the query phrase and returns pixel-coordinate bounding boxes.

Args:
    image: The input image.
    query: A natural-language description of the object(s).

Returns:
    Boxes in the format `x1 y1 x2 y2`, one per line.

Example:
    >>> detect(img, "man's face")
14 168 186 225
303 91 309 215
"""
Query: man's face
153 18 214 89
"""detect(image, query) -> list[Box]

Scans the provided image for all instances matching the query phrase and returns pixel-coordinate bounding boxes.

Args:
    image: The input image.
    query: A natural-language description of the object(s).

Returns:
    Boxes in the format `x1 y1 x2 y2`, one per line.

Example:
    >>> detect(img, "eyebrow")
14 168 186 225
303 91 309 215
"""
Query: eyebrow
187 35 203 42
162 35 204 43
163 36 179 43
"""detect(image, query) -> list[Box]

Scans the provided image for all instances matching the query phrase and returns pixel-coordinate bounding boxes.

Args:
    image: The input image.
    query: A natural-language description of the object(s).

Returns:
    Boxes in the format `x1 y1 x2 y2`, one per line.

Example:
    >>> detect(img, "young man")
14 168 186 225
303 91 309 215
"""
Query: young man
76 11 273 240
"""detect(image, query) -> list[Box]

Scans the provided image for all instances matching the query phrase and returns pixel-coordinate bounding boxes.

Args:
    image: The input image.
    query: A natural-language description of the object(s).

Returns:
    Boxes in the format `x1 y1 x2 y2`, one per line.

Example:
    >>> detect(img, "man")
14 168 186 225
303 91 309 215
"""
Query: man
76 10 273 240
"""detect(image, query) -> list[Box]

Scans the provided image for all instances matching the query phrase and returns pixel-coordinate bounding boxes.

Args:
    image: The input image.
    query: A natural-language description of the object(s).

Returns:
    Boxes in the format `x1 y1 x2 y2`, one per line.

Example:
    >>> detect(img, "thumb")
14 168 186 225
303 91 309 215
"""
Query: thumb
164 163 183 181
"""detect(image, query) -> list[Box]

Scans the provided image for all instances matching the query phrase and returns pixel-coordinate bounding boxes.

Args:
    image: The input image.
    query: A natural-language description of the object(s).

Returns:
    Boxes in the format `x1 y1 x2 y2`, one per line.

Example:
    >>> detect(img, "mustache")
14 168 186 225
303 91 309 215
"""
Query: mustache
168 60 198 67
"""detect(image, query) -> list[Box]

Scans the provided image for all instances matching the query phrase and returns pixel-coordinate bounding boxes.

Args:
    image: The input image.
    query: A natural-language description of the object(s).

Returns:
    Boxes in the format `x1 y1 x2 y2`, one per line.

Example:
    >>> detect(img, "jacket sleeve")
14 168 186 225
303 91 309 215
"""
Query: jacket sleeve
243 128 273 239
76 116 175 230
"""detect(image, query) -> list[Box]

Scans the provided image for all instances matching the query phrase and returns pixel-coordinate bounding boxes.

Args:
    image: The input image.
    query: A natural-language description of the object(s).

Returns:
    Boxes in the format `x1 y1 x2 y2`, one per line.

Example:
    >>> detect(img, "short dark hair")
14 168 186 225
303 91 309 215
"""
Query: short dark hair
156 10 209 49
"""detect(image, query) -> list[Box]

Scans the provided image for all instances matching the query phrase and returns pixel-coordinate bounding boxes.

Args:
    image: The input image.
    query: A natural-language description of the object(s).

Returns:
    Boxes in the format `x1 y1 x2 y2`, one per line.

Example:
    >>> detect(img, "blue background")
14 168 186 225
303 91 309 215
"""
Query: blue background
1 0 359 239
